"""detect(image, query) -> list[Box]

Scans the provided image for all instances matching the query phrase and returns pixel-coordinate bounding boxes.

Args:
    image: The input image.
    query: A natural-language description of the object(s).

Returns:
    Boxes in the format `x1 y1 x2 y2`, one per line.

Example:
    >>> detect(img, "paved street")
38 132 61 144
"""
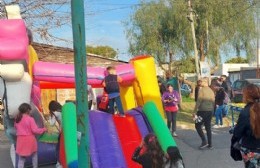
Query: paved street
0 126 244 168
175 127 243 168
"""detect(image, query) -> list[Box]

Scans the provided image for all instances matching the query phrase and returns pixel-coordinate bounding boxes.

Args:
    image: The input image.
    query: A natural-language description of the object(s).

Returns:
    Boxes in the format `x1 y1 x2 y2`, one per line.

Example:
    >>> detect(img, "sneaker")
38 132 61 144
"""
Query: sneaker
219 125 224 128
213 125 219 128
56 162 62 168
199 143 209 149
172 132 178 137
119 114 126 117
208 145 214 150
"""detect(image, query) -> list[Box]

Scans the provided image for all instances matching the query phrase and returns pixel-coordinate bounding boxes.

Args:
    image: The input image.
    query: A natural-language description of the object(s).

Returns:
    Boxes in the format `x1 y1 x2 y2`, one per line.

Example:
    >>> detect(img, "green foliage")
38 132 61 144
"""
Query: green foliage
173 57 196 73
225 57 249 63
86 45 117 58
125 0 257 66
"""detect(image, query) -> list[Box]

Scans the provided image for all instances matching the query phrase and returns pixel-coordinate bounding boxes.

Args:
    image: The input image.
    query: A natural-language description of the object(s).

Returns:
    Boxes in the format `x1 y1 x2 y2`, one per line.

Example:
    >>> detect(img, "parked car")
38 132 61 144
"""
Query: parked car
231 79 260 103
181 84 192 97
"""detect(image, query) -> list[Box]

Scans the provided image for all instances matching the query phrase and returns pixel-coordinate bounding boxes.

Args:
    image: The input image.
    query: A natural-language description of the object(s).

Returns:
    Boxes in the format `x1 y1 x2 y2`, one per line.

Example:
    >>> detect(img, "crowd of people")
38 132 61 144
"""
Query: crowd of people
193 76 260 168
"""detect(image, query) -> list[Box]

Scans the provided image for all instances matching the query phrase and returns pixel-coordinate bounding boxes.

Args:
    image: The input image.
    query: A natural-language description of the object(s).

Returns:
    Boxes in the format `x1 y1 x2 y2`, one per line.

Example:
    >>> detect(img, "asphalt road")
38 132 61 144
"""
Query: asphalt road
0 126 244 168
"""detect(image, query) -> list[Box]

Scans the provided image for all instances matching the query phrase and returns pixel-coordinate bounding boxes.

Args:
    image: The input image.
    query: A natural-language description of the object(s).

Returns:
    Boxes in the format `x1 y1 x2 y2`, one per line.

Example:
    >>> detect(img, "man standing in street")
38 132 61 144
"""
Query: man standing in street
193 78 215 149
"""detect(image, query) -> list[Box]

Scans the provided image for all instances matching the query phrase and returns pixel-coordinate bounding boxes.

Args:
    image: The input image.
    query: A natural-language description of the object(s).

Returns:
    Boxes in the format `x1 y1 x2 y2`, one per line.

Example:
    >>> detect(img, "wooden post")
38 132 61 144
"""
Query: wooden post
71 0 89 167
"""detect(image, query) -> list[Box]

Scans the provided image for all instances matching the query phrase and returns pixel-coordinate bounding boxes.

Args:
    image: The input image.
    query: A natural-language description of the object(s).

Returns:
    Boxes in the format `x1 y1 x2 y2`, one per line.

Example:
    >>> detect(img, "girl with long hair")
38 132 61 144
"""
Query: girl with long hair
165 146 185 168
48 100 62 168
233 84 260 168
15 103 47 168
132 133 164 168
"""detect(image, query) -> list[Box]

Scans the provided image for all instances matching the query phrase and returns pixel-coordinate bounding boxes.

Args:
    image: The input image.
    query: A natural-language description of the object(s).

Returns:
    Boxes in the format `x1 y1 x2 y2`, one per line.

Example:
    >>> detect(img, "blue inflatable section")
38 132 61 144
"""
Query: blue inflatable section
15 142 57 168
89 111 127 168
127 107 152 137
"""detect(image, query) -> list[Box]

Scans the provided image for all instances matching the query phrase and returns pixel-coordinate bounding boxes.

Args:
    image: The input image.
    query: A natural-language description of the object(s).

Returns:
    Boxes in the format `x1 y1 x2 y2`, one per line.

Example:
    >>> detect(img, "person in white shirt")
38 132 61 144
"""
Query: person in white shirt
48 100 62 168
48 101 62 128
88 85 96 110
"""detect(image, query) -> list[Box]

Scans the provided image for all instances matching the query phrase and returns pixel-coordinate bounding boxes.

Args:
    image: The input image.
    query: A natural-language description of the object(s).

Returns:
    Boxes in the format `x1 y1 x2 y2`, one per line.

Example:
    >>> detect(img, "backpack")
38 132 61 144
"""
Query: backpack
98 93 109 111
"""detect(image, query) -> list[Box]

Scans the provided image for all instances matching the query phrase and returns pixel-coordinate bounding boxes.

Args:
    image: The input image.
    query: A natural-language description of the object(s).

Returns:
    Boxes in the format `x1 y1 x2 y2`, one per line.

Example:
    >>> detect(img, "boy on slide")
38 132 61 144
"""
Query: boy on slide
102 66 125 117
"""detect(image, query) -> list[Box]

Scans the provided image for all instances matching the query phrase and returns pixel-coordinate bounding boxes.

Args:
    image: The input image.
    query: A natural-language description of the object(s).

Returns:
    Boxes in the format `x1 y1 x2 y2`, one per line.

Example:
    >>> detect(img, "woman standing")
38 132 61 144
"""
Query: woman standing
233 84 260 168
162 84 180 137
195 80 202 102
213 87 226 128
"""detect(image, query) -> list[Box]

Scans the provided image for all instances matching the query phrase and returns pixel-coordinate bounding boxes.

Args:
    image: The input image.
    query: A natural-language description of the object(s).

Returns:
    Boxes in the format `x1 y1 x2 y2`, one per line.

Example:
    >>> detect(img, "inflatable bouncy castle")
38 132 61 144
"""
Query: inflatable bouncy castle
0 7 182 168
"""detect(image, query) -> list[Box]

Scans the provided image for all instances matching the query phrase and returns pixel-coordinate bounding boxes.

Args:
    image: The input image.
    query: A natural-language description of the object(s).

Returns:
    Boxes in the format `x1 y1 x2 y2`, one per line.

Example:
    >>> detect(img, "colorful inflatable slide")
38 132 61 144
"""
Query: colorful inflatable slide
0 17 182 168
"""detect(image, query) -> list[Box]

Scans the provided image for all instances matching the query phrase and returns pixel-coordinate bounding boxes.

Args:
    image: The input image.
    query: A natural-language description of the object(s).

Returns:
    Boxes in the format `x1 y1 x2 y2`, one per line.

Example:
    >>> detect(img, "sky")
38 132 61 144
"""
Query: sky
38 0 139 61
85 0 140 61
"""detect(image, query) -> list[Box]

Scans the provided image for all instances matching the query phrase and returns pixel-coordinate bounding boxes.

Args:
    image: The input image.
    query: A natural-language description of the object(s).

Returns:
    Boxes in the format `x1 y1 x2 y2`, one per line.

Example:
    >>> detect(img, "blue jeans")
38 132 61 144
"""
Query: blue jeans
215 105 224 125
222 104 229 116
108 96 124 115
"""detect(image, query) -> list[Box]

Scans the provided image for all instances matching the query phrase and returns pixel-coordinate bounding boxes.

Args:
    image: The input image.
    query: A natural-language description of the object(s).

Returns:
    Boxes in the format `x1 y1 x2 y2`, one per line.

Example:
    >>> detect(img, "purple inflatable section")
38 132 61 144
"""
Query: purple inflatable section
127 107 153 137
89 111 127 168
15 142 57 168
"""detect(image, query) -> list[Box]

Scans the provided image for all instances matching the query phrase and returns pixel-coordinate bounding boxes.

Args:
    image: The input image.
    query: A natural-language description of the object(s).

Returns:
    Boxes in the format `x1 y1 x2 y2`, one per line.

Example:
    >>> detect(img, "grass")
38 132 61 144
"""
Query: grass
182 96 195 103
177 100 196 129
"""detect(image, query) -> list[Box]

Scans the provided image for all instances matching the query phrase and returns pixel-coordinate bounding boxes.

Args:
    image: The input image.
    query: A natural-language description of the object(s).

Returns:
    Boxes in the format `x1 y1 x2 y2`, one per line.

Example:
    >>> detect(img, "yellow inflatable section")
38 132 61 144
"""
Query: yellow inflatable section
130 56 164 117
28 45 39 78
119 85 136 111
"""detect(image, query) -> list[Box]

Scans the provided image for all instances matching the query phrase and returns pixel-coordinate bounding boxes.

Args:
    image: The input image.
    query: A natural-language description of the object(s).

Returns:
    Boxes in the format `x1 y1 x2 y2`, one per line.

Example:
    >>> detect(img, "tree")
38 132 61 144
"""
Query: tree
225 57 249 63
1 0 71 43
125 0 258 72
86 45 117 58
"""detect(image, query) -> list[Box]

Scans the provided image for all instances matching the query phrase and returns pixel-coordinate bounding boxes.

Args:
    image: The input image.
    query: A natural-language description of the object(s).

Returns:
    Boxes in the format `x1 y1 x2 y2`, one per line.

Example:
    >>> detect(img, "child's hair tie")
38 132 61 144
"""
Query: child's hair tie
254 98 260 103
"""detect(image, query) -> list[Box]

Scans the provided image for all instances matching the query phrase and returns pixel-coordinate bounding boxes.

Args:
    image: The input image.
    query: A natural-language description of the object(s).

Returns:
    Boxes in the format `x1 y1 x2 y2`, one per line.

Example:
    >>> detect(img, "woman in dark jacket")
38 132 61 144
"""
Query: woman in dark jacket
233 84 260 168
195 80 202 102
213 87 226 128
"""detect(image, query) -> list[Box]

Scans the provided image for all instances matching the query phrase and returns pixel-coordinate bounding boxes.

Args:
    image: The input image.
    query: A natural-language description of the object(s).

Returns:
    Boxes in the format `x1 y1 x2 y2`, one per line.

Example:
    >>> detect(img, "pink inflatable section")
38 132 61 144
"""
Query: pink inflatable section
0 19 29 62
33 61 135 87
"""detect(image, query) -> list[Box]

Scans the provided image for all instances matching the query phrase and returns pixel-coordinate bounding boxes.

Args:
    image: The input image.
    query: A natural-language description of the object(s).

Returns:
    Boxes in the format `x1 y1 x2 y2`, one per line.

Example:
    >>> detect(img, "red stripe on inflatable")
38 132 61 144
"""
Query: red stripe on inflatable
39 81 105 89
39 82 75 89
113 115 142 168
60 132 68 168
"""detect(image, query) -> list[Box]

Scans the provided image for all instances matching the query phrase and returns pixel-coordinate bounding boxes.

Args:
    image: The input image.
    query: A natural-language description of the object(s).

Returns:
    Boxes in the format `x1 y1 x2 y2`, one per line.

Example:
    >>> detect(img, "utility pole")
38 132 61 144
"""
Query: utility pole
206 20 209 53
169 50 173 78
257 2 260 78
187 0 200 79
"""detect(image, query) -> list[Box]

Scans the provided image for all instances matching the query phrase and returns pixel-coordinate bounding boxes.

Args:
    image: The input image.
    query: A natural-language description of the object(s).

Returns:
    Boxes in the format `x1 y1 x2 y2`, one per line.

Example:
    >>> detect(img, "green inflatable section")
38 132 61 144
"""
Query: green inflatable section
62 102 78 165
143 101 177 152
39 133 59 143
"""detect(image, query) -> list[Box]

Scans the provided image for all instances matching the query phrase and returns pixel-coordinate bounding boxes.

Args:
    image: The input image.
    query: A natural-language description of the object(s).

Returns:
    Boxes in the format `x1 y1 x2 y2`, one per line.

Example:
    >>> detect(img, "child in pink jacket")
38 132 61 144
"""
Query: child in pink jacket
15 103 47 168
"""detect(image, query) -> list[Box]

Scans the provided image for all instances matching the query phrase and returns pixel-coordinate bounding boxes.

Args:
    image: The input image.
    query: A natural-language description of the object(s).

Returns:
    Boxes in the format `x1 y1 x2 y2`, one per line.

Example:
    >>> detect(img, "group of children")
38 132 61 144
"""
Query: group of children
132 133 184 168
15 100 62 168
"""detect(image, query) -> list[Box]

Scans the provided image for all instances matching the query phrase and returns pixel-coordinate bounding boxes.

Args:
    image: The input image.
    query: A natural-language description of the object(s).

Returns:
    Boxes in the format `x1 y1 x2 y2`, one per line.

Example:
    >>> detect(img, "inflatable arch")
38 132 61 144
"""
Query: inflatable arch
0 17 182 168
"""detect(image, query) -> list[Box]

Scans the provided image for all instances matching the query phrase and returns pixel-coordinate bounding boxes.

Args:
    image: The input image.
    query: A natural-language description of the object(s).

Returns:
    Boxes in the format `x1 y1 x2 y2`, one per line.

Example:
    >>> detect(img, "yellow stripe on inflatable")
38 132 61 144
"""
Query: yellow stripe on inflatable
119 85 136 111
130 56 165 117
28 45 39 78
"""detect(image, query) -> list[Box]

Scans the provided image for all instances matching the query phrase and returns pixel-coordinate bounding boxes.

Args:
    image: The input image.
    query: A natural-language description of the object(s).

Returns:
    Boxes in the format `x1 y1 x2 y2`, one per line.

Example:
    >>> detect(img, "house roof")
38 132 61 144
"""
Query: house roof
32 42 128 67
